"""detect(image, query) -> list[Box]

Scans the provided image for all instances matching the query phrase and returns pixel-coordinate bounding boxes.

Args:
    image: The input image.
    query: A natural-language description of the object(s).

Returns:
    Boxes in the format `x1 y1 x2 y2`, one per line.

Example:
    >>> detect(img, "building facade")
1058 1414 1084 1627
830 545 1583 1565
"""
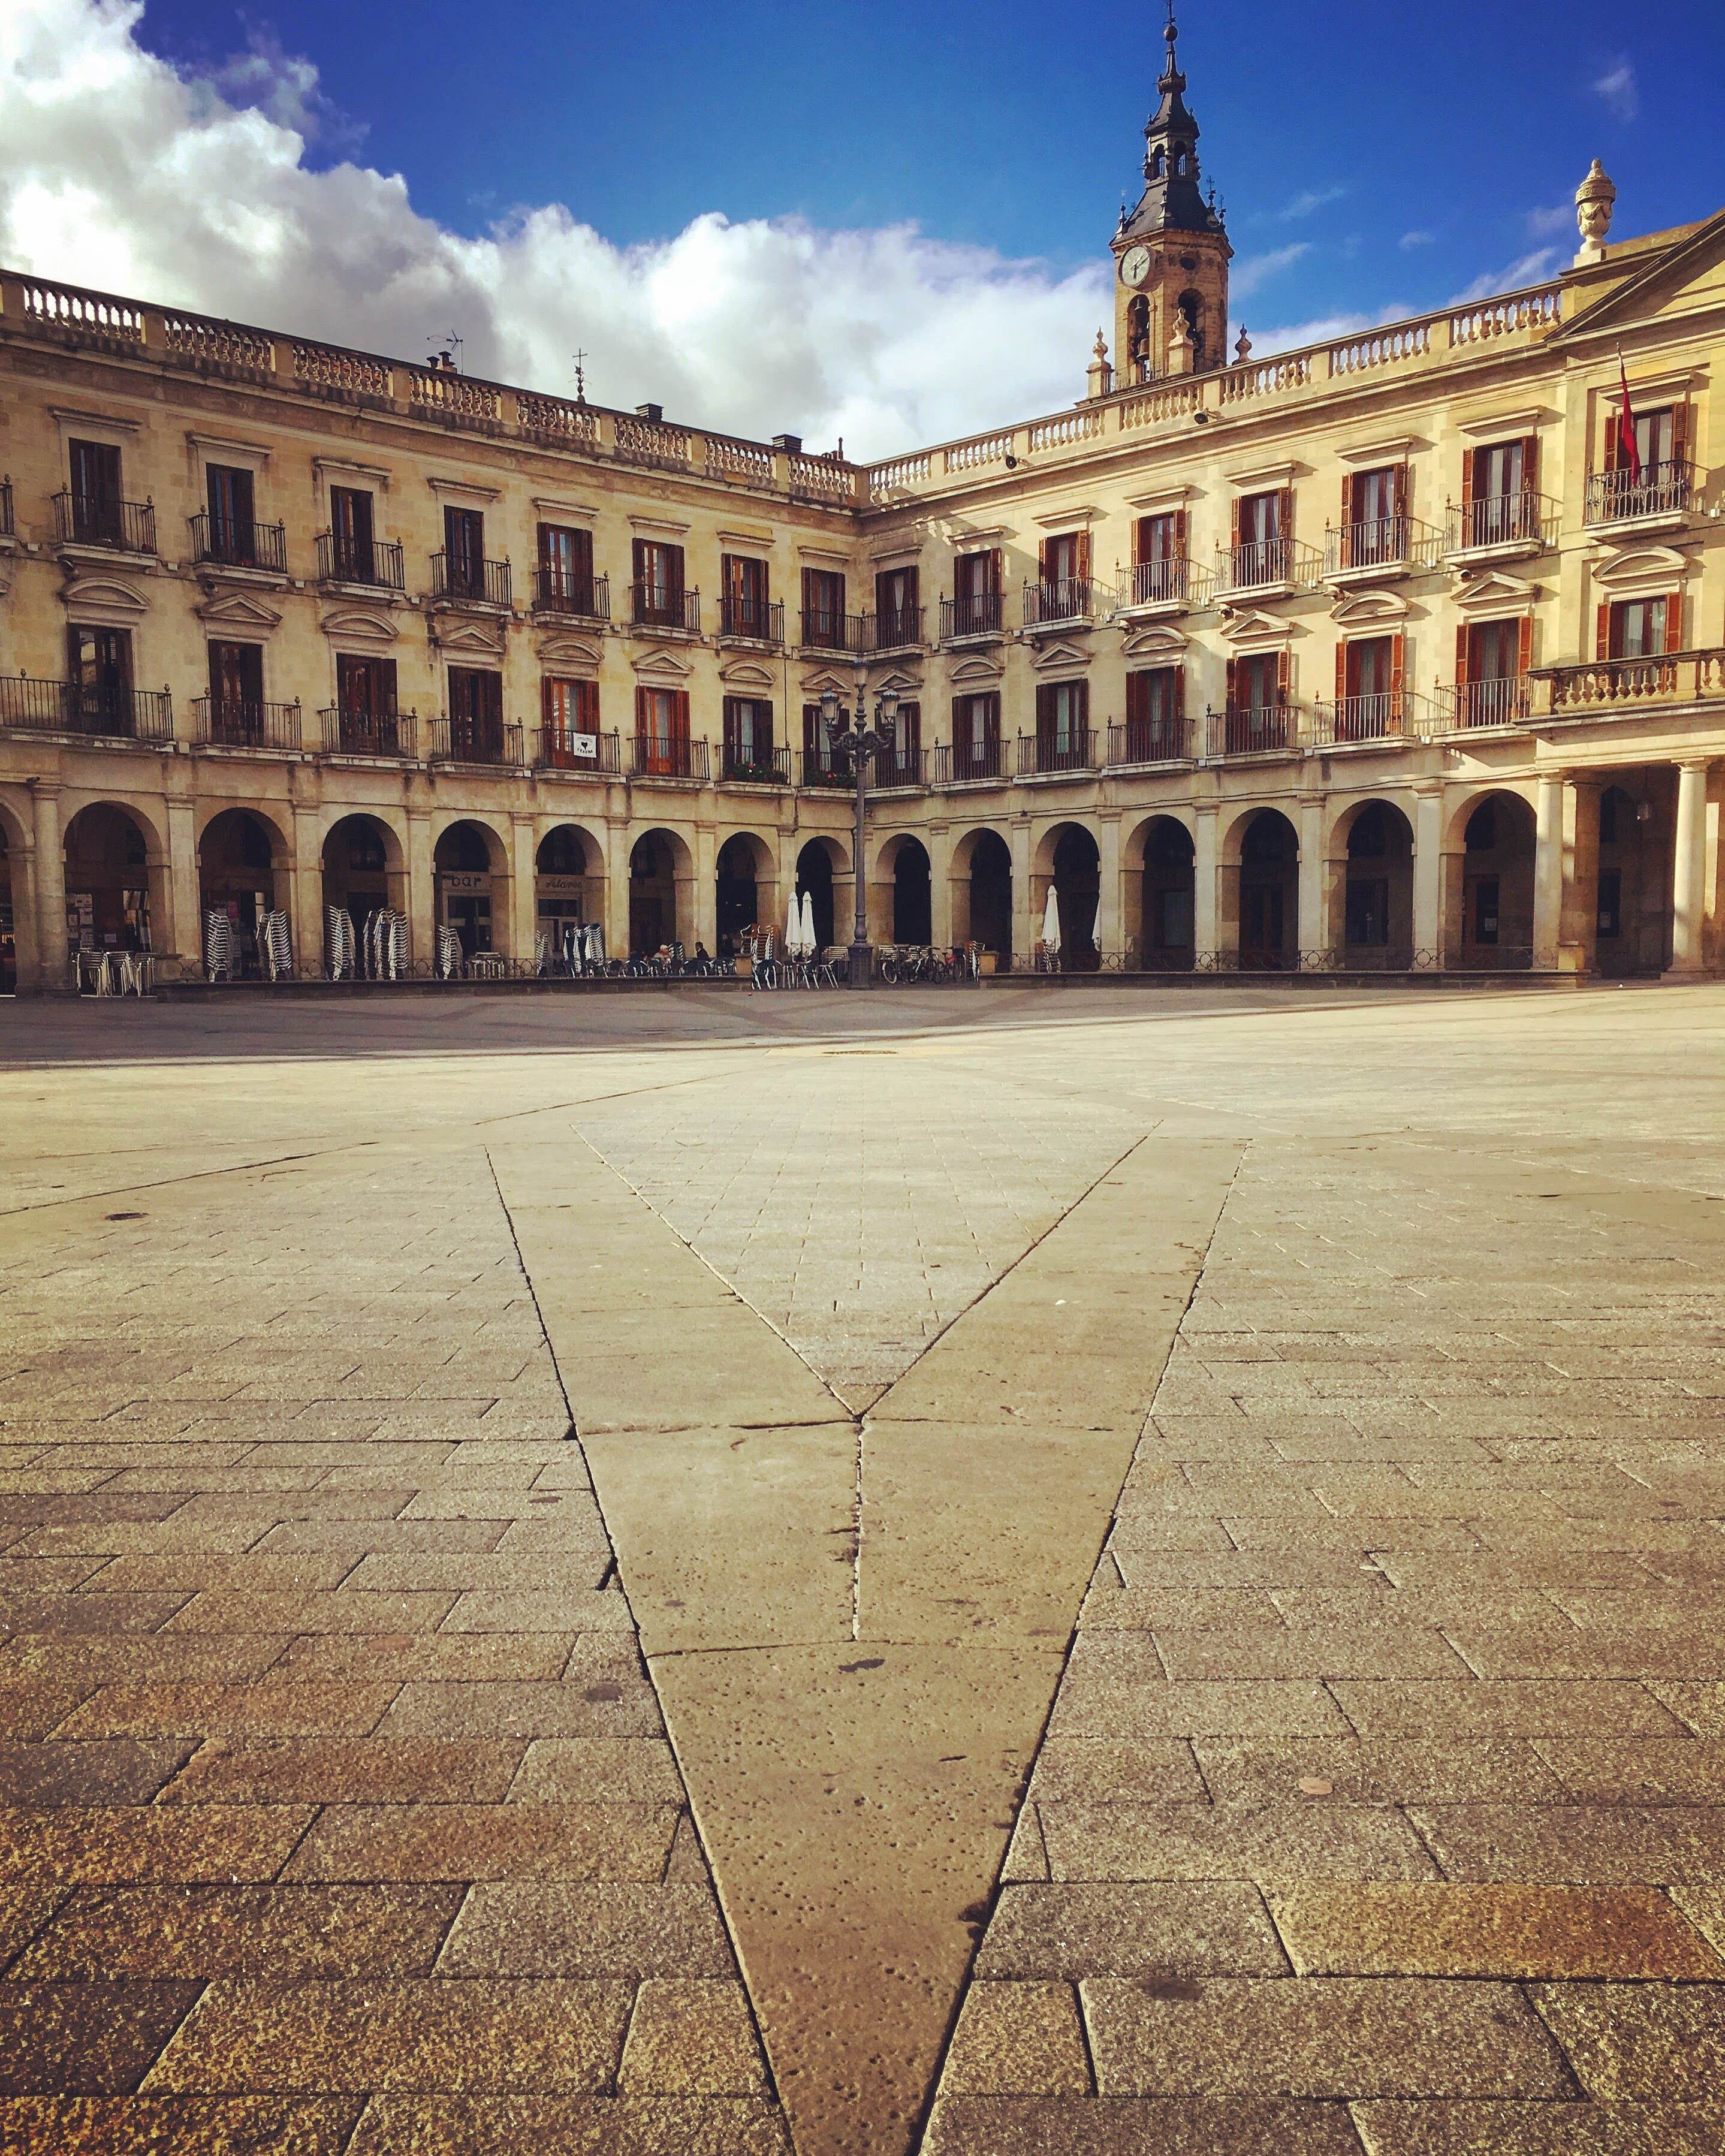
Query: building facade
1 23 1721 993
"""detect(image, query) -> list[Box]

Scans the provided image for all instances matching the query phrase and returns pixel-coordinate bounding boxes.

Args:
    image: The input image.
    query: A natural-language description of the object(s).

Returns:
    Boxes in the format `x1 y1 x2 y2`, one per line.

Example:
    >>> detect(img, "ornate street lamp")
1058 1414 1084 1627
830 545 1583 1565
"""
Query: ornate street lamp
820 676 900 987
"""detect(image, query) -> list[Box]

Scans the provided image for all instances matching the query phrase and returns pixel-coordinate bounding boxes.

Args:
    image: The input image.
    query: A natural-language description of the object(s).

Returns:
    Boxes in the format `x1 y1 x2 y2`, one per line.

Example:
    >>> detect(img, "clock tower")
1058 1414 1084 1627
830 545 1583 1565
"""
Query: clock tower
1112 8 1231 383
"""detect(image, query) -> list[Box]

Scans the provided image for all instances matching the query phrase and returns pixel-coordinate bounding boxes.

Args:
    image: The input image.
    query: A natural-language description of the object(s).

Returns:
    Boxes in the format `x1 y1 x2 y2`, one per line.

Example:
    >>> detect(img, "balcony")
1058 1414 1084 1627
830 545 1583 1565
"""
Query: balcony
538 726 622 775
933 738 1008 786
1208 704 1301 760
427 715 523 767
431 553 512 609
1537 647 1725 719
316 533 406 592
319 704 418 759
1018 729 1097 778
939 592 1005 643
52 491 156 556
800 608 868 655
189 511 287 575
1216 538 1320 600
719 742 789 786
1322 517 1442 584
717 596 783 647
191 695 302 752
631 734 709 782
1105 716 1196 767
533 567 610 622
873 743 926 790
629 586 701 635
1438 677 1531 732
1584 460 1695 530
0 676 173 743
1116 559 1209 614
1023 578 1099 632
1310 693 1428 749
871 605 924 654
798 750 853 790
1444 490 1557 560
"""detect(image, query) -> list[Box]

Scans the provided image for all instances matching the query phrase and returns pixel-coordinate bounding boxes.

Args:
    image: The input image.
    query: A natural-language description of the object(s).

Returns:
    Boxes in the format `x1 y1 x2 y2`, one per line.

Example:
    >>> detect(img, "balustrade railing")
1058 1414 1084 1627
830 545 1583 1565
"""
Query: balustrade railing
1539 648 1725 714
719 743 790 785
533 567 610 620
1584 460 1694 524
431 553 512 607
189 511 287 573
631 734 709 781
0 676 173 742
427 716 523 766
319 704 417 758
933 738 1008 785
1023 578 1098 628
1018 729 1096 776
191 696 301 751
1209 704 1300 759
53 491 156 553
718 596 783 644
1446 490 1555 553
1106 716 1195 765
940 593 1004 640
517 393 602 446
316 533 405 590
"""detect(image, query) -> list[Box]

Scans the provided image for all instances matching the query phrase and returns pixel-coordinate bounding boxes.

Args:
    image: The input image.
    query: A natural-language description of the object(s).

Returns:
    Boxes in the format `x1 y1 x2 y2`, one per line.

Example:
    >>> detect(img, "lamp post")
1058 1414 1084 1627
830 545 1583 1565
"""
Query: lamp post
821 675 899 987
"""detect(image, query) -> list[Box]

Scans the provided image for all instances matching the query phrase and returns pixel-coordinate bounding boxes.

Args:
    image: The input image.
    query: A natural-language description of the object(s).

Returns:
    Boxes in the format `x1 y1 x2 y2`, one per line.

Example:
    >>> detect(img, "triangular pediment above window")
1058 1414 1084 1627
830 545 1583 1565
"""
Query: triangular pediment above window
432 616 506 658
194 589 284 631
1591 542 1693 591
1029 638 1090 672
948 652 1005 686
535 632 604 669
57 572 150 617
1120 622 1188 662
319 605 399 646
798 666 852 697
1450 567 1537 613
874 665 924 695
716 656 777 689
631 647 694 682
1329 589 1410 628
1220 607 1294 648
1557 206 1725 340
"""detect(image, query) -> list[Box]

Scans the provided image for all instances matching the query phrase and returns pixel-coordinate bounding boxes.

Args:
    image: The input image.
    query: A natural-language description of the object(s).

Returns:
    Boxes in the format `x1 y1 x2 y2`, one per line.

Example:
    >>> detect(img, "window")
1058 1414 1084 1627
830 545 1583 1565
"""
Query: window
801 568 846 648
1336 635 1403 737
208 640 266 744
336 653 399 752
722 695 775 776
67 624 132 729
803 701 844 780
1125 666 1184 758
444 506 486 599
951 692 1001 779
544 677 601 766
880 700 921 784
1224 650 1292 751
1604 595 1680 660
1344 465 1405 565
722 554 771 638
330 487 375 583
951 550 1003 636
633 540 686 628
1132 513 1187 604
637 686 690 774
1039 532 1087 587
539 523 595 611
875 565 920 646
1456 617 1531 726
1035 679 1090 768
1463 438 1537 547
1232 490 1289 585
1136 513 1177 563
206 464 257 563
448 666 503 756
68 439 123 544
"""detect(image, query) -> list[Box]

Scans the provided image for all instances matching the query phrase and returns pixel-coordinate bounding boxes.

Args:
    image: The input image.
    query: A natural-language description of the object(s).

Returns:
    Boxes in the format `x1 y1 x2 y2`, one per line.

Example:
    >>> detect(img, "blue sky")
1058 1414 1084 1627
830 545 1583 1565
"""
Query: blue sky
133 0 1725 332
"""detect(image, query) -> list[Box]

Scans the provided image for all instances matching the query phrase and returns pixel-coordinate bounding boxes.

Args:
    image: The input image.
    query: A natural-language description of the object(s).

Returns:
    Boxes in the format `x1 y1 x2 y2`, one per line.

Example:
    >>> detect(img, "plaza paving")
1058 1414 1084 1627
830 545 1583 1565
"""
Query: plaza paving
0 979 1723 2155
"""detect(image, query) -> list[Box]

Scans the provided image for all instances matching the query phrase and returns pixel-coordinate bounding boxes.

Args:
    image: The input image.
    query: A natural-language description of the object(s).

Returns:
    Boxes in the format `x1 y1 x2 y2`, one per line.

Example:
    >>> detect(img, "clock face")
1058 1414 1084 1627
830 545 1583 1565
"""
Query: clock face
1120 245 1153 289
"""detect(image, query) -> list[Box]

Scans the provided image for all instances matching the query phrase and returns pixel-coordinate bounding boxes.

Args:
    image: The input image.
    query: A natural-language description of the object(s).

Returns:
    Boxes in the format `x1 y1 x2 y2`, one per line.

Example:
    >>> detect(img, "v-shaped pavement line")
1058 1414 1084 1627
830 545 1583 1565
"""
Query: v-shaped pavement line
489 1123 1243 2156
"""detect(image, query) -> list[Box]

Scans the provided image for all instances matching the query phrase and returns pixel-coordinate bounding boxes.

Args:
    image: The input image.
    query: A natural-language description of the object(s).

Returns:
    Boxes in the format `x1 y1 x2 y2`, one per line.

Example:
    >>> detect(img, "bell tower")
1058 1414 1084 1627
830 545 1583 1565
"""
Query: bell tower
1111 7 1231 383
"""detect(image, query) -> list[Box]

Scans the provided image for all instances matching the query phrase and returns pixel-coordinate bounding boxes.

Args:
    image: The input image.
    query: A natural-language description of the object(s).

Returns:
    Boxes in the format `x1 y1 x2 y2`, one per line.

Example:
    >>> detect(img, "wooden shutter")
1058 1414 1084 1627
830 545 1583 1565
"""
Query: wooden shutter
1275 648 1291 705
1134 516 1151 568
1596 602 1612 660
1074 679 1089 728
542 676 556 730
1515 616 1533 679
1126 671 1147 726
1277 487 1294 542
1671 402 1690 474
1664 590 1685 655
633 538 649 595
1459 448 1475 511
1172 508 1187 560
1392 463 1408 517
1075 532 1091 587
1037 539 1051 584
671 690 690 743
1455 624 1471 687
573 527 593 579
1172 666 1185 723
1521 435 1539 496
635 684 650 735
1389 632 1406 720
1335 641 1349 700
1035 682 1055 735
1602 405 1620 474
1225 655 1238 710
577 679 599 731
1341 474 1354 529
1229 497 1241 550
722 696 738 755
803 702 822 755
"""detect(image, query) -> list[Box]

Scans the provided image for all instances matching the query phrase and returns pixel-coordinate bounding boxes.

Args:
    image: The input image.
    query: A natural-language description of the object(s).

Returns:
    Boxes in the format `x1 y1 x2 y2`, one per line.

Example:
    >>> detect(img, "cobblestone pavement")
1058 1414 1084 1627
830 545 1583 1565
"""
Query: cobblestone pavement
0 984 1722 2155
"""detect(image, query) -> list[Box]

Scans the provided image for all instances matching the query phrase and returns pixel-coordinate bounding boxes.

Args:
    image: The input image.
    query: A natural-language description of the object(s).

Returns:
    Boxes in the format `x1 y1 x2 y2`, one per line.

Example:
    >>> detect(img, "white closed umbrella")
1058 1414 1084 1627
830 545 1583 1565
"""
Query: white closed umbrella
1041 884 1061 955
785 887 803 957
799 889 818 956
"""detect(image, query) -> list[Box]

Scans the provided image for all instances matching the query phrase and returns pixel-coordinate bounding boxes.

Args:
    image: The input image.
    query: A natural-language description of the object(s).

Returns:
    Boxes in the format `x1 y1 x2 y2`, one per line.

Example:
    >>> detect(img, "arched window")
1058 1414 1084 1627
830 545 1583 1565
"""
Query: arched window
1178 290 1205 367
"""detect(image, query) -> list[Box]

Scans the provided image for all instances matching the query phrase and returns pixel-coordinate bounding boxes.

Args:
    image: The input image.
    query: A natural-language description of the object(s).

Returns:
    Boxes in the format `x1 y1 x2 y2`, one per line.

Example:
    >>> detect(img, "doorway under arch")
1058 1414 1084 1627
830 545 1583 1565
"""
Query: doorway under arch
795 840 838 952
630 830 689 954
890 837 932 945
1049 824 1100 971
322 815 404 945
1457 791 1536 968
1238 809 1298 969
435 819 503 960
966 830 1012 963
0 821 14 994
64 803 154 958
1139 817 1195 970
1594 780 1672 976
716 833 764 955
1339 800 1415 968
200 809 282 978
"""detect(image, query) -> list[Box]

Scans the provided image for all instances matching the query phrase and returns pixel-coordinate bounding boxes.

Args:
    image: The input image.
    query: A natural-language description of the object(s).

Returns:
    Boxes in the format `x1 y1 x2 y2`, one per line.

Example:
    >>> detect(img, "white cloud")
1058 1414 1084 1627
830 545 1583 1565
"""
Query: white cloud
1593 58 1639 122
0 0 1109 459
1278 186 1346 221
1449 247 1562 304
1231 243 1312 298
1525 203 1573 239
203 20 366 152
1398 230 1436 249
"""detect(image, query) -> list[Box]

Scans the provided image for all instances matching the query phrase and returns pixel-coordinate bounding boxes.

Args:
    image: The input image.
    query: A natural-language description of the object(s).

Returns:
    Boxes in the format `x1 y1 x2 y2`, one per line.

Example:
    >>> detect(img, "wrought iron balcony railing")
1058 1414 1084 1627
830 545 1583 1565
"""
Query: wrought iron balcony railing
719 742 790 785
939 592 1004 641
631 734 709 780
1208 704 1301 759
319 704 418 758
1323 516 1443 577
191 695 302 751
538 725 622 774
718 596 783 645
427 715 523 765
0 675 173 742
189 511 287 573
1310 693 1429 747
871 606 924 653
1217 537 1319 595
1444 490 1557 554
933 737 1008 785
800 608 868 653
873 743 926 789
1018 729 1097 776
630 585 701 633
431 552 512 607
53 491 156 553
1440 677 1531 731
1585 460 1695 525
533 567 610 620
1118 557 1208 610
1106 716 1196 766
1537 647 1725 716
1022 578 1099 628
316 533 406 590
798 749 854 789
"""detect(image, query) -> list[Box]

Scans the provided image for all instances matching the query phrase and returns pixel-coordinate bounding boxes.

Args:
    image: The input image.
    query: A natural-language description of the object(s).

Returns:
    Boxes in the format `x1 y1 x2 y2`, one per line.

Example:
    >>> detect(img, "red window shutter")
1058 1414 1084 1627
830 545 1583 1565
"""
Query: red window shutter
1074 679 1089 727
1664 590 1685 655
1455 624 1470 686
578 680 599 730
1229 497 1241 550
988 548 1003 595
1335 641 1349 701
1173 508 1187 559
1076 532 1091 586
801 567 815 619
1225 655 1238 708
1275 648 1291 705
672 690 690 743
574 528 593 578
1596 603 1612 660
722 696 737 753
1133 516 1150 568
1035 682 1054 731
1393 463 1409 516
1515 616 1533 679
1672 402 1691 472
1602 406 1619 474
1341 474 1354 528
1173 666 1185 722
803 702 821 753
1521 435 1539 496
1038 539 1051 583
1277 487 1294 542
1389 632 1406 719
633 537 648 587
1126 670 1147 725
542 676 555 726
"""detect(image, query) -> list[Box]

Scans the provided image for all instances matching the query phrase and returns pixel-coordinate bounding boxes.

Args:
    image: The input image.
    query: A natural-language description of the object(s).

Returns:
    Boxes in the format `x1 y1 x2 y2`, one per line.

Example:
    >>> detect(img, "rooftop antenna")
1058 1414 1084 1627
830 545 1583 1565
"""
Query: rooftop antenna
572 348 589 403
425 331 463 373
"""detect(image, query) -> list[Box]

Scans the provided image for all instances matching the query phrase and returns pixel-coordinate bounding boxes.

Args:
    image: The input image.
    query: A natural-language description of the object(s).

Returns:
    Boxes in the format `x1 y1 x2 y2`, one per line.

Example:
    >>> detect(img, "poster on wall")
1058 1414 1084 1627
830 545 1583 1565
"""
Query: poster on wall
67 894 95 952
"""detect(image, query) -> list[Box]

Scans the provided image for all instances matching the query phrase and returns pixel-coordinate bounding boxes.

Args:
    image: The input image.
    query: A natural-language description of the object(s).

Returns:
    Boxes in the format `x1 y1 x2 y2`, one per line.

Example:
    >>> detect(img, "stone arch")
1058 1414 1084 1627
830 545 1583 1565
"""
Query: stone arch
321 812 408 949
0 798 27 995
1447 787 1537 970
1129 812 1197 971
62 800 166 967
629 827 696 954
795 837 842 954
1033 820 1101 972
716 829 777 955
949 825 1013 961
433 817 513 963
1326 797 1416 967
872 832 932 945
197 807 289 977
1227 807 1299 970
534 821 604 961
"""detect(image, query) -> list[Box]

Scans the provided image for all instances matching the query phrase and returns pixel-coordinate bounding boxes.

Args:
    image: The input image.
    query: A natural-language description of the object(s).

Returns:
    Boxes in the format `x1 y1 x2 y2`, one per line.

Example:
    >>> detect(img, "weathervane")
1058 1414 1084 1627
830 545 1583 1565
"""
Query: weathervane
572 348 589 403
